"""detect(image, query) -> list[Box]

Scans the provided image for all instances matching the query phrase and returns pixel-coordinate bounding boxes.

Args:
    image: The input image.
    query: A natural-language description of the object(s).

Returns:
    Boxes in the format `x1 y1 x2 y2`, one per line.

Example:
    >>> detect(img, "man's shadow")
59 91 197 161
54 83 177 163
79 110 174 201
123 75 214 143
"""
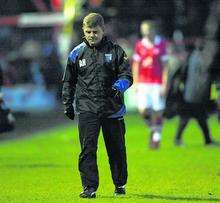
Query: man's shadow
132 194 220 202
100 194 220 201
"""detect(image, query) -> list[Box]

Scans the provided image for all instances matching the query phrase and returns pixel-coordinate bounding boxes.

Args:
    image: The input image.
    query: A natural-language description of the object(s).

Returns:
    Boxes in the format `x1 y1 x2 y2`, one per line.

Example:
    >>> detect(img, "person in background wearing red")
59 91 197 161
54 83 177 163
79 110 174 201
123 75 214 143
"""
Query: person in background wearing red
132 20 167 149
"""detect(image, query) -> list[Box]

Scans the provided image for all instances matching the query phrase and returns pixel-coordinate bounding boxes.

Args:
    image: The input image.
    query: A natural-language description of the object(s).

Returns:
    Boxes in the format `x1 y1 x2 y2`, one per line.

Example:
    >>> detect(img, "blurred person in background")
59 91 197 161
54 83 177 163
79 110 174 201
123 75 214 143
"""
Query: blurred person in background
0 63 3 100
132 20 167 149
209 21 220 121
164 43 186 120
164 29 187 119
41 45 63 100
62 13 133 198
0 63 15 133
173 38 218 146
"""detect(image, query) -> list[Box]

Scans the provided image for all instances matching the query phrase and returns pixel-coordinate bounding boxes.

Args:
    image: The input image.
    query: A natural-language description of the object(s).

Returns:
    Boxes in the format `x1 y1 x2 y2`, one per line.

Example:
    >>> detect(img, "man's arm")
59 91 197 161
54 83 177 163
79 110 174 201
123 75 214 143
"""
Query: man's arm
62 58 77 120
159 40 168 96
132 60 140 86
112 45 133 93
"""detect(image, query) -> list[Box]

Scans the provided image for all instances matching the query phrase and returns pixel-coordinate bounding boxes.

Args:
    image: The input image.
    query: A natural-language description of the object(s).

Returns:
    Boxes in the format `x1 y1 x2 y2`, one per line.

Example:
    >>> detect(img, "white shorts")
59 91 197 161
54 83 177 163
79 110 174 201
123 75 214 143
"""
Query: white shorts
136 83 165 112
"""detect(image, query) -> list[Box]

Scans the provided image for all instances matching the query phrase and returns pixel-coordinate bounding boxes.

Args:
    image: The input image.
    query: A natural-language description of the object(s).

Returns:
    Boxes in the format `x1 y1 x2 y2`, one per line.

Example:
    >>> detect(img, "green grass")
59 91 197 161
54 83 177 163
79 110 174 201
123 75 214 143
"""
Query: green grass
0 114 220 202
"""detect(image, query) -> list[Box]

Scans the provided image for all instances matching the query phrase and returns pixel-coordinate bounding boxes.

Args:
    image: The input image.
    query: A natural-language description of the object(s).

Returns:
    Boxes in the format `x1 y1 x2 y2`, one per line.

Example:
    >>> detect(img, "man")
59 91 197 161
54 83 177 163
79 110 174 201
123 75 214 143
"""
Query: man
173 39 217 146
62 13 133 198
132 20 167 149
164 43 186 120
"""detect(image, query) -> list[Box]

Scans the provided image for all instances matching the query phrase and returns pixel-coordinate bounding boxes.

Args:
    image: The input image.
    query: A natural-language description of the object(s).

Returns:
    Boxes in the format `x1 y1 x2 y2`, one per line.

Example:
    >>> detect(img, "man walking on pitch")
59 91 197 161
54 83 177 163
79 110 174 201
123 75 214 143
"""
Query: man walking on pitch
132 20 167 149
62 13 133 198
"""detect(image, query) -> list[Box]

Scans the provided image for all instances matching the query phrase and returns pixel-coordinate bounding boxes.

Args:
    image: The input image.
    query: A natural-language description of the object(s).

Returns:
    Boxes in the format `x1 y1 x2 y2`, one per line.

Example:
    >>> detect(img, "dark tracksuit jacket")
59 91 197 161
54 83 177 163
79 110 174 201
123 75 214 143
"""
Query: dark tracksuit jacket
62 36 133 190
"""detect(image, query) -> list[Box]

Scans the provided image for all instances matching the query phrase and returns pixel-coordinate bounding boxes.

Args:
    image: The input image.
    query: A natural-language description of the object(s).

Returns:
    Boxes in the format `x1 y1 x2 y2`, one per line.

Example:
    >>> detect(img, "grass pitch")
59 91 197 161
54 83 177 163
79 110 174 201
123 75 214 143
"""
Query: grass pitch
0 114 220 202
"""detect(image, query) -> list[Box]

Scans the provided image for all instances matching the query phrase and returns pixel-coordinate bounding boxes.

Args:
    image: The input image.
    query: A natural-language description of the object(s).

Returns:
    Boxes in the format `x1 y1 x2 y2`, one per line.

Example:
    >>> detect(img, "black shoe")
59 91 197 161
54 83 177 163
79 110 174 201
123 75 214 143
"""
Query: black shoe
79 187 96 198
114 186 126 196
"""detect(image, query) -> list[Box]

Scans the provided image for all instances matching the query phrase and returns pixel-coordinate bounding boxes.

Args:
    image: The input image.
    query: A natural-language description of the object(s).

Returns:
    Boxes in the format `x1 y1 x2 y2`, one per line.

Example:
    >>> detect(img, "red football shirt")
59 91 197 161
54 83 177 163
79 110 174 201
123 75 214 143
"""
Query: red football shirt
133 36 167 84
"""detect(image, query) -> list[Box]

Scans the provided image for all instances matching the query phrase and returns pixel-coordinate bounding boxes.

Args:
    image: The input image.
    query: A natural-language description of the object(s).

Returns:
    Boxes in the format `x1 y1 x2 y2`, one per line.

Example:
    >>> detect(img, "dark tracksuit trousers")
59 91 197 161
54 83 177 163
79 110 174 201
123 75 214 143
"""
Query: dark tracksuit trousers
175 103 212 144
78 112 127 190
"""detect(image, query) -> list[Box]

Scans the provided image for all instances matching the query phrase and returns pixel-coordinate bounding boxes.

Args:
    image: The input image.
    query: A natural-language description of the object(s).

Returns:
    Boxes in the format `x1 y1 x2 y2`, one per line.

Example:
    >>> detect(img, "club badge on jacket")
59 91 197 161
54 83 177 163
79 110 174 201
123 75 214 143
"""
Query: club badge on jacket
79 59 86 67
104 54 112 63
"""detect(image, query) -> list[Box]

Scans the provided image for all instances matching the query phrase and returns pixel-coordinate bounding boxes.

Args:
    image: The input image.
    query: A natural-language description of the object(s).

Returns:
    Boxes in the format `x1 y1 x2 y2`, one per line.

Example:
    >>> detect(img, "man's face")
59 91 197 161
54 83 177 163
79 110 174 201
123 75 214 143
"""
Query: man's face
141 23 150 36
83 25 104 46
141 23 156 39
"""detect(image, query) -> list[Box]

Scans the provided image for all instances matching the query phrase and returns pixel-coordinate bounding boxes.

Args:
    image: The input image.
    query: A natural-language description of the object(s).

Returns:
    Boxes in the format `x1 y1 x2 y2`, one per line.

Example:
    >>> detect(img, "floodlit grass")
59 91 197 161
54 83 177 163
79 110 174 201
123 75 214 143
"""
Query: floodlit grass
0 114 220 202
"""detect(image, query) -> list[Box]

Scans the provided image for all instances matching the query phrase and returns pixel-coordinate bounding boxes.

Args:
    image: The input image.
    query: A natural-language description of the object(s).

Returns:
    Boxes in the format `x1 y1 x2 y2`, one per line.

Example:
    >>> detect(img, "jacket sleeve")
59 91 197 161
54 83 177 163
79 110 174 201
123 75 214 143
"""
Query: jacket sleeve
62 58 77 107
113 45 133 93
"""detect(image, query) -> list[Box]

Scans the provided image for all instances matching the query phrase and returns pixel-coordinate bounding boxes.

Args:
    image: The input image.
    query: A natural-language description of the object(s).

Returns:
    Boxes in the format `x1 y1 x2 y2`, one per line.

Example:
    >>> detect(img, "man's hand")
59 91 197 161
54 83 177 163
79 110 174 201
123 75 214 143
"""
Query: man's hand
64 105 75 120
160 85 166 97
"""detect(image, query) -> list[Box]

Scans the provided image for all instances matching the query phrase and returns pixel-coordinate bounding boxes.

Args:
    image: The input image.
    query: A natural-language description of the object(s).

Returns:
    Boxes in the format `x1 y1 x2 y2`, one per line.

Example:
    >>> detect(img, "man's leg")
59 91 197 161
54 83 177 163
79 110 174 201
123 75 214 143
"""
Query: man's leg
196 116 212 144
78 112 100 192
101 117 127 193
149 111 163 149
149 84 165 149
174 115 189 145
136 83 152 126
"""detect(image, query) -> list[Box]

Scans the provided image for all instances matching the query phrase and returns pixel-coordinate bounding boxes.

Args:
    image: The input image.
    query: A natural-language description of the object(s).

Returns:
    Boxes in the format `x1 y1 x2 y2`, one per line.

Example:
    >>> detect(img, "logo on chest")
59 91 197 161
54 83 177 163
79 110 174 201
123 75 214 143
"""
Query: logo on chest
104 54 112 63
79 59 86 67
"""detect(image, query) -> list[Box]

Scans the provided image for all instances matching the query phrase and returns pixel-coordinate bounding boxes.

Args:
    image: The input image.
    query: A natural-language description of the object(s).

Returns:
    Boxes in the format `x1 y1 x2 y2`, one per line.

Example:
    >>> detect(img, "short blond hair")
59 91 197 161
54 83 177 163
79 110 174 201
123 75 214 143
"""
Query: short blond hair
83 13 104 30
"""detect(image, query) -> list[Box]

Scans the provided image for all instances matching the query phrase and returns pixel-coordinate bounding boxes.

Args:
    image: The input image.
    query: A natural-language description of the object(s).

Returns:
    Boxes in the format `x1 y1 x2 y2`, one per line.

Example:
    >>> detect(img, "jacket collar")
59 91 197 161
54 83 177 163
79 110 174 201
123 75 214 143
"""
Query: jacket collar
83 36 109 49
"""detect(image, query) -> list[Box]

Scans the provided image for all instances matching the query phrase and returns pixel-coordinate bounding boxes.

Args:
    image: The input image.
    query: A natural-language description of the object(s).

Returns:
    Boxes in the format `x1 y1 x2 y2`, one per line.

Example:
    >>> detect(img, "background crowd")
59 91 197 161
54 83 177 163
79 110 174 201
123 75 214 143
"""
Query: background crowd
0 0 219 127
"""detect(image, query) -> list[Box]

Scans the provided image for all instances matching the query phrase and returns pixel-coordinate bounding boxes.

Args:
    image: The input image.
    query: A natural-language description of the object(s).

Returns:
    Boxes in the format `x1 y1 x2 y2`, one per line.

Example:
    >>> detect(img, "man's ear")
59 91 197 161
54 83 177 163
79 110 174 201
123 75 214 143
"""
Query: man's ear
82 26 85 32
